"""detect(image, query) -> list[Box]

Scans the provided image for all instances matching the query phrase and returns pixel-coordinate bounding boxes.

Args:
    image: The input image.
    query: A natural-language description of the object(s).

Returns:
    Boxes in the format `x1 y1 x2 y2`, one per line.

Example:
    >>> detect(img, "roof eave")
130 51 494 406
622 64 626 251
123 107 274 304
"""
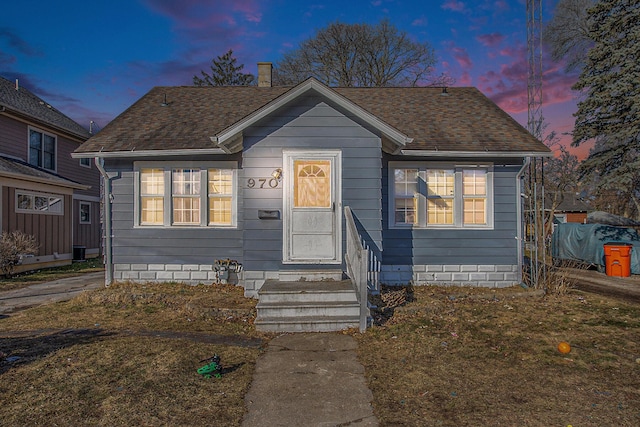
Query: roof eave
399 149 553 158
71 148 228 159
0 170 90 190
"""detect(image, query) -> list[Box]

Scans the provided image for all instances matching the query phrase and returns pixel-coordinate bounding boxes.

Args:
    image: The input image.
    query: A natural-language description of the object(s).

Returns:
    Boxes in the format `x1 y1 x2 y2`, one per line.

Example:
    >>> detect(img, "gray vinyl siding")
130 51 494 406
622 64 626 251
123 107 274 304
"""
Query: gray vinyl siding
242 94 382 272
382 160 521 266
104 156 244 266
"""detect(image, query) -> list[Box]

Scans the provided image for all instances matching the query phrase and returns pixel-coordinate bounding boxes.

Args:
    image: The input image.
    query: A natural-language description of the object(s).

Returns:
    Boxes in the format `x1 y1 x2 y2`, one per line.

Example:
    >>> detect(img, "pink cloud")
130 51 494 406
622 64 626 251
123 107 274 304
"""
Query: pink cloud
459 71 472 85
490 0 510 13
476 32 505 47
452 46 473 69
476 44 579 116
0 27 44 57
412 16 428 26
441 0 467 12
499 45 519 57
143 0 262 29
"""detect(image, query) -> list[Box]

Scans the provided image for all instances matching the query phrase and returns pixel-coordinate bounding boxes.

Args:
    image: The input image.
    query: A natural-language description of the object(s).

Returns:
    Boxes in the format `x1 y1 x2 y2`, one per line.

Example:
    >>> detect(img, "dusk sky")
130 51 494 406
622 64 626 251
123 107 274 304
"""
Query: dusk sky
0 0 588 158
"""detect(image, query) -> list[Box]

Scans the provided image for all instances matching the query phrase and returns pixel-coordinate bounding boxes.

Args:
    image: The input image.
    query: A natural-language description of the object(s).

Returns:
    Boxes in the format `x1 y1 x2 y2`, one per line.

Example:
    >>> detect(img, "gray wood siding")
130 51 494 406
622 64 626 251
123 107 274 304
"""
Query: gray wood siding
105 157 244 266
242 95 382 271
382 161 521 265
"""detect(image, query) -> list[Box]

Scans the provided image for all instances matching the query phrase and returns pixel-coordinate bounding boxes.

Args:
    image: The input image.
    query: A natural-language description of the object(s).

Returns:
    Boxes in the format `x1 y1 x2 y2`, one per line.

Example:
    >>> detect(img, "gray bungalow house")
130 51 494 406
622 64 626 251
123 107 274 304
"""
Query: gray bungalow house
73 64 549 331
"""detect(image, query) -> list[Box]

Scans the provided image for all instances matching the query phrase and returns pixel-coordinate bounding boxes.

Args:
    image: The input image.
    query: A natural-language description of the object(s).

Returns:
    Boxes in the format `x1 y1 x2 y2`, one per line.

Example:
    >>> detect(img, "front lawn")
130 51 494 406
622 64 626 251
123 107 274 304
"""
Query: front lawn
0 281 268 426
1 277 639 426
356 285 640 426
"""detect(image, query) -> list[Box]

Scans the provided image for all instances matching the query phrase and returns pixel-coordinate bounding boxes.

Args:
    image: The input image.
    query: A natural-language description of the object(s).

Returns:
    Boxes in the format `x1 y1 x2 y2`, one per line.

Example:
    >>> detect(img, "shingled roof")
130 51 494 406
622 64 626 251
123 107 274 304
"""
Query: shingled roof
74 78 549 156
0 76 90 140
0 155 88 190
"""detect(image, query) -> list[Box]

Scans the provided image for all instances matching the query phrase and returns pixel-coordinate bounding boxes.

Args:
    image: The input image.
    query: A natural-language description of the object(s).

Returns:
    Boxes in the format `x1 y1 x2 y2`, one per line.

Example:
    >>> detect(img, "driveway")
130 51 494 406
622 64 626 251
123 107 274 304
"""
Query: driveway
0 272 105 315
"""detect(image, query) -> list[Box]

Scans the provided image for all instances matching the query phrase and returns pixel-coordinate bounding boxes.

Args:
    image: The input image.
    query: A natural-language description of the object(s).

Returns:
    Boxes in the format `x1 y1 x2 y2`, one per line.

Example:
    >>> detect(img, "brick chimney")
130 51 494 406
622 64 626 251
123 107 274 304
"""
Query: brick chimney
257 62 272 87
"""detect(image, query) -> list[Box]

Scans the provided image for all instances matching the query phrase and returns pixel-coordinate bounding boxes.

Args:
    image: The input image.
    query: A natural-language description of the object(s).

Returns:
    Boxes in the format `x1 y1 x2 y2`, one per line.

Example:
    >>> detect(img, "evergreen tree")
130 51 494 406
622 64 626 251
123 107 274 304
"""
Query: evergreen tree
572 0 640 219
193 50 255 86
544 0 595 72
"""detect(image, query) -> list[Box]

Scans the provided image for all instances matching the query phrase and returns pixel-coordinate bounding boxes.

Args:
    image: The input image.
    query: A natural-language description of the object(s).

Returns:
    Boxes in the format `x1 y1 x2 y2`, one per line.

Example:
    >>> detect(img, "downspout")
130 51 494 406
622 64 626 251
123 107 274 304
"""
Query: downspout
516 157 531 287
94 157 113 286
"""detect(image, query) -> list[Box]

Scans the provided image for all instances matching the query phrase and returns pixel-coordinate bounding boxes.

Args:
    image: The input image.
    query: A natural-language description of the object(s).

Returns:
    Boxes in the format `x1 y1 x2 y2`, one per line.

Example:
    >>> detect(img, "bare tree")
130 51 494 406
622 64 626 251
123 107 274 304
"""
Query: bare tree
543 0 595 72
275 19 436 87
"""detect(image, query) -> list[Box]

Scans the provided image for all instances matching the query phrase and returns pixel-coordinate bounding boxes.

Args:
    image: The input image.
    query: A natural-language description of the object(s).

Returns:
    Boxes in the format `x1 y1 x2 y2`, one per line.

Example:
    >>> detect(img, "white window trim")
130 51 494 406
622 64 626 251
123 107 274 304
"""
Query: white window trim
28 126 57 172
134 161 238 228
388 162 494 230
15 190 64 215
79 201 91 224
79 158 92 168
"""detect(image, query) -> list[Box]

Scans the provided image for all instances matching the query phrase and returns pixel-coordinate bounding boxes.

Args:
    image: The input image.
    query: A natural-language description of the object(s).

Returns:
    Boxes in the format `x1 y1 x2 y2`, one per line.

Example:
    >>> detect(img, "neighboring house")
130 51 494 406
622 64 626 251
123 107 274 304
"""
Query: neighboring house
548 192 591 224
73 65 549 330
0 76 101 272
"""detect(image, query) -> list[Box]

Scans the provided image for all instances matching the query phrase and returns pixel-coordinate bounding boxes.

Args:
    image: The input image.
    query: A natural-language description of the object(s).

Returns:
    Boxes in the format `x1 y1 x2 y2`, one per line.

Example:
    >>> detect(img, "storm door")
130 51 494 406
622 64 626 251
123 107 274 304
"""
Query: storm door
283 150 341 263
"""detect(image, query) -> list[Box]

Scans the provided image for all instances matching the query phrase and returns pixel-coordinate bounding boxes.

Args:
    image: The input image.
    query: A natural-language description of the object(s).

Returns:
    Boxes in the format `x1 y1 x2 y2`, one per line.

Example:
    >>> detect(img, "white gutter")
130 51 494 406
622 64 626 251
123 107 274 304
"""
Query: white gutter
71 148 226 159
400 150 553 158
94 157 113 286
516 156 531 285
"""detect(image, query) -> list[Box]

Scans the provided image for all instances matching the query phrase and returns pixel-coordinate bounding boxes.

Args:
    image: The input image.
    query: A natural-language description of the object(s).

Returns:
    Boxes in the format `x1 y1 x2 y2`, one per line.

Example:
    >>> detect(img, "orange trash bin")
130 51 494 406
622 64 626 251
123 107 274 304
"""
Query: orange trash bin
603 243 633 277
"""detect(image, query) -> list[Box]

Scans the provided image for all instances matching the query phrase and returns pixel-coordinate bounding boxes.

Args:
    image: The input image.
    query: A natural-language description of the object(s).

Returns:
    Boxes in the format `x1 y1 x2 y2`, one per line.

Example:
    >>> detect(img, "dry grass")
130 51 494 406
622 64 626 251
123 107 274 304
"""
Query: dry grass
356 285 640 426
0 281 270 426
2 276 640 426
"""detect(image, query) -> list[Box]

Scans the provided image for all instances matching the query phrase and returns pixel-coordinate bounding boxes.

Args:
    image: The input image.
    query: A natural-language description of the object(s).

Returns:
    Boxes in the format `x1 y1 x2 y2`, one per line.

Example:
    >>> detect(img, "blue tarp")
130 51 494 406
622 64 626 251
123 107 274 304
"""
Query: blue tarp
551 223 640 274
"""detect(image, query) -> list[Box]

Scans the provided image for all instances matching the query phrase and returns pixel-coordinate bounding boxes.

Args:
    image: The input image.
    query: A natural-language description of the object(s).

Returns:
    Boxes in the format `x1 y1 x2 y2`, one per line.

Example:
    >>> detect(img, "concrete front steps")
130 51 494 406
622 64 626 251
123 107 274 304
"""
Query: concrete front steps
255 279 360 332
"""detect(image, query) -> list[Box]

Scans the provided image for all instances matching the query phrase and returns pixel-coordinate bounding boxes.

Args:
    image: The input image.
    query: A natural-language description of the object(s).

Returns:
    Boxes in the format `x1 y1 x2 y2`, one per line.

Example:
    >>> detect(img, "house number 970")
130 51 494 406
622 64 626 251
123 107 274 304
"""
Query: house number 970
247 178 279 189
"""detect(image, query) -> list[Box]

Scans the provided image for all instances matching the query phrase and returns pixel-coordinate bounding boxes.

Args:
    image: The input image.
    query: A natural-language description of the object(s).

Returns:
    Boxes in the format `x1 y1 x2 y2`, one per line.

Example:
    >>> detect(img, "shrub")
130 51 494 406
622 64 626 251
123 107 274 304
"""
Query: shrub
0 231 39 277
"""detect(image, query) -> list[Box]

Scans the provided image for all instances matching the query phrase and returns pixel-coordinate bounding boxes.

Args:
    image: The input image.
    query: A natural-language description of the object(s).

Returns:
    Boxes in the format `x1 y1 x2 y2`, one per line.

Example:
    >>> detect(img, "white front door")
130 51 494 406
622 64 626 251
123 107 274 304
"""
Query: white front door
283 150 341 264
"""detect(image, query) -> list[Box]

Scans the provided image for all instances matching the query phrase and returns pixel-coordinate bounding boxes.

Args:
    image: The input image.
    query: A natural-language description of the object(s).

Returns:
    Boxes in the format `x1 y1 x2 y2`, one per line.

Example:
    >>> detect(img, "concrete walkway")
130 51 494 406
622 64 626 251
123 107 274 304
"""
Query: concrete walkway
0 272 104 315
243 333 378 427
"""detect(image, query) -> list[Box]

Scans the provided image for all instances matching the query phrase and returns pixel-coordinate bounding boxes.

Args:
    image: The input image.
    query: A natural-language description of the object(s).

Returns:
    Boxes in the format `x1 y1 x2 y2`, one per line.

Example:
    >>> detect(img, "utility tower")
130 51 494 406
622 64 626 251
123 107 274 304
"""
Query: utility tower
525 0 546 289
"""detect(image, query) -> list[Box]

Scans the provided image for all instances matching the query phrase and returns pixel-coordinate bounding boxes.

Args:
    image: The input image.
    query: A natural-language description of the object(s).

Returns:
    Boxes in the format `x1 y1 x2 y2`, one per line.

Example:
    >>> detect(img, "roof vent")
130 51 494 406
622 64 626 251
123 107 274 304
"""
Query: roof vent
161 93 169 107
441 87 449 96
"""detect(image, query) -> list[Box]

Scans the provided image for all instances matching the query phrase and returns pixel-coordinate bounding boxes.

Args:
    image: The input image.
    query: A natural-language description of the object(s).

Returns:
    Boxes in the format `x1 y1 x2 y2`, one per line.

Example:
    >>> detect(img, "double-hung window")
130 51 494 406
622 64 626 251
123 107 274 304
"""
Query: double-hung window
390 163 493 229
136 162 237 227
172 169 201 225
29 128 56 171
140 168 165 225
208 169 233 225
